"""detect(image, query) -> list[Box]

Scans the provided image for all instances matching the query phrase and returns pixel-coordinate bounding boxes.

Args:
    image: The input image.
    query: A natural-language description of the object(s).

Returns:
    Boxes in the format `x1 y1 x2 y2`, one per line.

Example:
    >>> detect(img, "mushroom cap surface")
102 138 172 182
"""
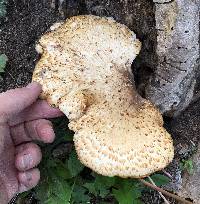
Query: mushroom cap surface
32 15 174 178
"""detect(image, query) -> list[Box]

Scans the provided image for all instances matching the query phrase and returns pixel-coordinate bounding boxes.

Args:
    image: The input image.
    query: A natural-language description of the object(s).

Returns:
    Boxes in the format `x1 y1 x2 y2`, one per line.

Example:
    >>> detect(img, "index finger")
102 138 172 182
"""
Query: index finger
9 100 63 126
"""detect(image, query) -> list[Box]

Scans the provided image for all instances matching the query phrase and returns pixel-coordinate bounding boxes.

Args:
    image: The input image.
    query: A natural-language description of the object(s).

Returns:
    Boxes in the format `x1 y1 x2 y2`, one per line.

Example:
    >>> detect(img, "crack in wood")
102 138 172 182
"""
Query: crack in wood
154 0 175 5
154 72 173 84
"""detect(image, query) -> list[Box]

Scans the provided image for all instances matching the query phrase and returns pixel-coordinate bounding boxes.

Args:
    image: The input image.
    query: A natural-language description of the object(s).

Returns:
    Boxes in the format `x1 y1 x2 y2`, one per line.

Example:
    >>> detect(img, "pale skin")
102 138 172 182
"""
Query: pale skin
0 82 63 204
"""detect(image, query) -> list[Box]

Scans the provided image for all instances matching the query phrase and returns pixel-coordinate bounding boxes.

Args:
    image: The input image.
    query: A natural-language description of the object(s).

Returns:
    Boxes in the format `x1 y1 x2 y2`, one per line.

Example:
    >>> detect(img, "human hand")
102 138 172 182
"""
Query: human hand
0 82 63 204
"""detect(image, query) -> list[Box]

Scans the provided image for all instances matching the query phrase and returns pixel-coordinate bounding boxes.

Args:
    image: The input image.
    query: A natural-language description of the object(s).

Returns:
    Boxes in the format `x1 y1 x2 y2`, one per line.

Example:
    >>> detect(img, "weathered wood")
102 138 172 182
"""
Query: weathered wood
146 0 200 116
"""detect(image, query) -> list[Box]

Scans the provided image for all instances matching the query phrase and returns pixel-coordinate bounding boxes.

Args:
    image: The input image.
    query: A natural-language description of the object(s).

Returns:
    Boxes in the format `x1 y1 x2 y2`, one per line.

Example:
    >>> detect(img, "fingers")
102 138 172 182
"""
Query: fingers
26 119 56 143
18 168 40 193
0 82 42 123
15 143 42 171
11 119 55 145
9 100 63 126
15 143 41 193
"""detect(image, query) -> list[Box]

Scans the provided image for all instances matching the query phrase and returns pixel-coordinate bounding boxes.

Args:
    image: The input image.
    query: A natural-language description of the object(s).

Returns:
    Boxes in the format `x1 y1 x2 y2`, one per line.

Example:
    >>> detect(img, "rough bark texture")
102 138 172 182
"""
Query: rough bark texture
168 98 200 202
146 0 199 116
178 143 200 203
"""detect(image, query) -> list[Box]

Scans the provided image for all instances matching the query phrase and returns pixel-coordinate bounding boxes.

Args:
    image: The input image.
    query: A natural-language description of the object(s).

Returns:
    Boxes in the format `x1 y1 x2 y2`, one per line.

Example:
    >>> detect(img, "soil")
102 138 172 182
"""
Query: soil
0 1 199 204
0 0 64 92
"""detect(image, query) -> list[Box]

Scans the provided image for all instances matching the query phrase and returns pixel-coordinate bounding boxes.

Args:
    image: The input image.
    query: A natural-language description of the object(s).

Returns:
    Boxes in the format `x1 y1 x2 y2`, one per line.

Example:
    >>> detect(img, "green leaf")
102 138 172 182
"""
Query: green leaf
0 0 6 17
133 200 143 204
35 180 51 202
35 167 73 204
16 191 32 204
84 182 97 196
53 117 74 143
17 191 30 199
63 133 73 142
50 172 72 202
0 54 8 73
112 180 133 204
113 188 133 204
94 175 115 197
112 179 143 204
46 158 57 168
180 159 194 175
84 175 115 198
71 185 90 203
68 150 84 177
150 174 170 186
95 175 116 188
54 160 72 179
44 195 67 204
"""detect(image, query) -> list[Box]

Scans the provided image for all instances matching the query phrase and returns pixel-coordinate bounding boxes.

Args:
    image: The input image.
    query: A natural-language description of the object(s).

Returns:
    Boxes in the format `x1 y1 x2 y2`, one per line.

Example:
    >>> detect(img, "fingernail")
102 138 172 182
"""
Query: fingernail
21 154 32 169
37 124 55 143
24 172 32 182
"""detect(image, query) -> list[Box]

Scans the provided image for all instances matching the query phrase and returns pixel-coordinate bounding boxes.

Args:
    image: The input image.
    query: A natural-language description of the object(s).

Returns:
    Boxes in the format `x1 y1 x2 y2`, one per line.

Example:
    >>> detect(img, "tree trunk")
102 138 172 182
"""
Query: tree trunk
62 0 200 117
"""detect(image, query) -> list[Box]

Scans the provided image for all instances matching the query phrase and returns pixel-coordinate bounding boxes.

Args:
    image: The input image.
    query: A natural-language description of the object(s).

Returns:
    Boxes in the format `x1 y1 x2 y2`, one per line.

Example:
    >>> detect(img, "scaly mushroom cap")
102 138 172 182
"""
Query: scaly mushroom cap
32 15 174 178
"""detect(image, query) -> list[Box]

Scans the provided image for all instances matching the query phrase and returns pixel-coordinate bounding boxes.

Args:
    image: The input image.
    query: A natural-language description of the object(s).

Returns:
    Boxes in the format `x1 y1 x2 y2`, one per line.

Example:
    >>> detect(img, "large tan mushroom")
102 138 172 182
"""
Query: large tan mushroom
32 15 174 178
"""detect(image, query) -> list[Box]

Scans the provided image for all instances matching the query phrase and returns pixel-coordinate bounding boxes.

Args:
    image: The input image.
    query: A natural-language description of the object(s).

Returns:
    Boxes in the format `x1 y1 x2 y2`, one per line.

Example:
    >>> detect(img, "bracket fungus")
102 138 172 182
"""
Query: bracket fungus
32 15 174 178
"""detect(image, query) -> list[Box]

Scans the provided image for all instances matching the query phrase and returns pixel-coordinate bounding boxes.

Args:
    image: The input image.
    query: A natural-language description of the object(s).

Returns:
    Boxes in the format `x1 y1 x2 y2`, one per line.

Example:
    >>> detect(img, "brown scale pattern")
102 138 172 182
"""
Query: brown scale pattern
32 15 174 178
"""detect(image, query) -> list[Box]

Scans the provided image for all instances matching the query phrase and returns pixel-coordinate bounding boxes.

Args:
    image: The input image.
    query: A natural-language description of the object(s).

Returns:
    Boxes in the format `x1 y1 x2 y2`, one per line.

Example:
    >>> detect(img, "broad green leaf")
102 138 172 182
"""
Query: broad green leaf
44 195 68 204
35 180 51 202
113 188 133 204
83 182 97 196
150 174 170 186
63 133 73 141
68 150 84 177
112 180 133 204
0 54 7 73
46 158 57 168
133 199 143 204
94 175 115 197
35 169 73 203
50 173 72 202
95 175 115 188
54 161 72 179
98 187 109 198
112 179 143 204
72 185 90 203
84 175 115 198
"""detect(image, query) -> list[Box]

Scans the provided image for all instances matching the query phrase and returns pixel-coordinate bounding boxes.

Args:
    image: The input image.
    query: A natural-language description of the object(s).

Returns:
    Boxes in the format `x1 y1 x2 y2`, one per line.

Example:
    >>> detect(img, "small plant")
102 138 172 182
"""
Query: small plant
0 0 7 17
0 54 8 74
180 159 194 175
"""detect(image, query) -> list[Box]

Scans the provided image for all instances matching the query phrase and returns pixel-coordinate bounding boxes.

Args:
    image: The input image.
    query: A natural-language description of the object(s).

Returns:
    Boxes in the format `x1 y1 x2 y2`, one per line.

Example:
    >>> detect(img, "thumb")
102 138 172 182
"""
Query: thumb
0 82 42 122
